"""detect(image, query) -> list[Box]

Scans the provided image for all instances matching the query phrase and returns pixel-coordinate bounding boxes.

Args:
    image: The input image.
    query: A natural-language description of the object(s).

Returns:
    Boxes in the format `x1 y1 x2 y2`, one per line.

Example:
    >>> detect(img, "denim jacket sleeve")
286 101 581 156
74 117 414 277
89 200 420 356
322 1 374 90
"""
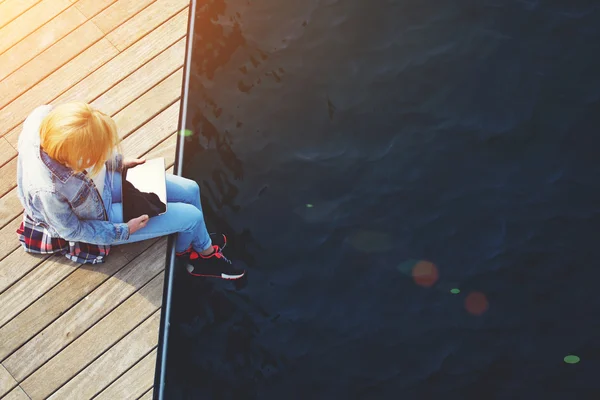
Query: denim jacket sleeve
32 190 130 245
105 152 123 173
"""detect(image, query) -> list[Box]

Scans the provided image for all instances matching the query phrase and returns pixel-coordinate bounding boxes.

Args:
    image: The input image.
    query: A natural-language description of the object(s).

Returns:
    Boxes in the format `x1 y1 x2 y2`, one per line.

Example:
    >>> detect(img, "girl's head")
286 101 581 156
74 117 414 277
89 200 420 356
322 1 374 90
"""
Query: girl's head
39 102 121 176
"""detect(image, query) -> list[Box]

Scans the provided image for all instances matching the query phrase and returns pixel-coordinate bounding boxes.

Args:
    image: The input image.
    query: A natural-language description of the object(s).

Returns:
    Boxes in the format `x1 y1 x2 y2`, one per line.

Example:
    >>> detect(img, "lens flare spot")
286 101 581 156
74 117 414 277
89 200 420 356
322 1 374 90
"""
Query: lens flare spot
306 204 313 208
450 288 461 294
564 355 580 364
180 129 193 137
411 261 439 288
465 292 489 316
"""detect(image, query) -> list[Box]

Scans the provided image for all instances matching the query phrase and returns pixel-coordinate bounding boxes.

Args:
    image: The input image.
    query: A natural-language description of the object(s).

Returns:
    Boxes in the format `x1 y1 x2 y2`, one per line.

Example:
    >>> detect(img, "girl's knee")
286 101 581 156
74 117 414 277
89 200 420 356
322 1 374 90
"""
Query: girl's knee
180 178 200 204
181 206 205 229
188 181 200 197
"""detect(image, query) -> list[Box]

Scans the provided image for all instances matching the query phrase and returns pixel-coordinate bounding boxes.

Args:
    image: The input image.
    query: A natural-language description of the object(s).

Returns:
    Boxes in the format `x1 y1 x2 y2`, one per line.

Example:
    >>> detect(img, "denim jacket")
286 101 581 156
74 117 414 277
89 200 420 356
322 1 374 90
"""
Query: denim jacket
16 105 130 245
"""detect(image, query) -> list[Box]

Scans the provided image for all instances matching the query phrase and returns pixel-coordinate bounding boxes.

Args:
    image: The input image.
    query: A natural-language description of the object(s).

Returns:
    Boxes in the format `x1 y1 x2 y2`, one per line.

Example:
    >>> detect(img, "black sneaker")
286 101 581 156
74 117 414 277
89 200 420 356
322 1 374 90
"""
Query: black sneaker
187 248 246 280
176 233 245 280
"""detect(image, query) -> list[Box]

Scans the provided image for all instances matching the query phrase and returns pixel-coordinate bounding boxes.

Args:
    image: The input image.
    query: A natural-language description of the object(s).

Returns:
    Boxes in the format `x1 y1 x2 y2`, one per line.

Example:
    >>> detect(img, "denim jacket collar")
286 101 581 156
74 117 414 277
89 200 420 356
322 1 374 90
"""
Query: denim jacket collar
39 147 88 183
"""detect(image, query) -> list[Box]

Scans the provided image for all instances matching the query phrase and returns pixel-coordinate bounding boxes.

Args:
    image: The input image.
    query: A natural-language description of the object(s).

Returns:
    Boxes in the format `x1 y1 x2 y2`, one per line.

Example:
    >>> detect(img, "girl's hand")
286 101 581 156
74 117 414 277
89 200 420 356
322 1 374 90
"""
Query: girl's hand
123 157 146 169
127 214 149 234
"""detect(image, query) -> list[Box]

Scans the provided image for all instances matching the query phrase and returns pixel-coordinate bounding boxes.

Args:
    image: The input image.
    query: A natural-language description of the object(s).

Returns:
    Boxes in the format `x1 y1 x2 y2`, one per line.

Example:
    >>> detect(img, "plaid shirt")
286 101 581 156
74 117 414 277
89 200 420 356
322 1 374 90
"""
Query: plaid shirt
16 212 110 264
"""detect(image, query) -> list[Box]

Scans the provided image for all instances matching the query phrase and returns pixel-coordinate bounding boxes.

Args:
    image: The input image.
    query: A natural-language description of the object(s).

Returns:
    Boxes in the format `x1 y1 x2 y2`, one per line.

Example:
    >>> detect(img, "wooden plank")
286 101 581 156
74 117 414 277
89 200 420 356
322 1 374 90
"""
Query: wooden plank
145 133 178 169
0 363 17 398
0 245 48 297
106 0 189 51
22 275 164 399
0 6 87 82
47 311 161 400
1 386 28 400
0 20 104 110
121 101 180 158
54 7 188 110
91 0 155 35
0 239 157 361
139 388 154 400
91 37 186 116
95 349 156 400
0 255 75 328
0 137 16 168
2 128 19 150
73 0 116 19
112 68 183 141
0 0 72 55
8 240 167 384
0 159 17 198
2 7 188 142
0 189 22 229
0 0 41 29
0 219 21 261
0 39 118 137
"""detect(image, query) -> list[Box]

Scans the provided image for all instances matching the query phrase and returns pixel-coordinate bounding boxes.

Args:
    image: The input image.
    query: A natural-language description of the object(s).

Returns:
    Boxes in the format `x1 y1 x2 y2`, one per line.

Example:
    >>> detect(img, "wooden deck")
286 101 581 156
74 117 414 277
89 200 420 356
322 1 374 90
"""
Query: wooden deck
0 0 191 398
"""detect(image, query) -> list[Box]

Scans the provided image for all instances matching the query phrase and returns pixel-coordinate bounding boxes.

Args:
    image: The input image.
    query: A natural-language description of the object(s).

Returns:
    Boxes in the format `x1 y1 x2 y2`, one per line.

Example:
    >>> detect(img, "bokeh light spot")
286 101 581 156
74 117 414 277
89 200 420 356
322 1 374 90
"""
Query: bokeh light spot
180 129 193 137
564 355 580 364
306 204 313 208
465 292 489 316
411 261 439 288
450 288 461 294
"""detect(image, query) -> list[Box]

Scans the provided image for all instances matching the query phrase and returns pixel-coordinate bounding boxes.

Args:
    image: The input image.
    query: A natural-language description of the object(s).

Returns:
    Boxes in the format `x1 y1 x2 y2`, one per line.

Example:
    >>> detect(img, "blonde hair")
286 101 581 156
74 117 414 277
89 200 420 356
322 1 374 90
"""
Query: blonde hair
39 103 122 177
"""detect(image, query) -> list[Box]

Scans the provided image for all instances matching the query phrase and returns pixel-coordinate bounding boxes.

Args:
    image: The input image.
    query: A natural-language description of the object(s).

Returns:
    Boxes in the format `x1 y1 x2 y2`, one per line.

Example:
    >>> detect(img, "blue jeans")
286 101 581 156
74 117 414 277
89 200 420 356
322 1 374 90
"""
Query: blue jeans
103 171 212 253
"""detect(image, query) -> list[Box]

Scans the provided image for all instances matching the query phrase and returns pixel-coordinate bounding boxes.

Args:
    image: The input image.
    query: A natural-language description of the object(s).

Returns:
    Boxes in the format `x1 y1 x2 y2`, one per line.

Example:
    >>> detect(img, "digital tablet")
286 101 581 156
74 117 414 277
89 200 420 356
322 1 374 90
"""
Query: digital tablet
121 157 167 222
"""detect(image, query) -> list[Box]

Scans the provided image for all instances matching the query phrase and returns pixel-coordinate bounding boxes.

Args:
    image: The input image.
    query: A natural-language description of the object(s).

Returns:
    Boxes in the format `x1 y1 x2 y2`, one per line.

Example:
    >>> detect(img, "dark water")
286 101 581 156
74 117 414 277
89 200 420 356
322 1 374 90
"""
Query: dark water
164 0 600 398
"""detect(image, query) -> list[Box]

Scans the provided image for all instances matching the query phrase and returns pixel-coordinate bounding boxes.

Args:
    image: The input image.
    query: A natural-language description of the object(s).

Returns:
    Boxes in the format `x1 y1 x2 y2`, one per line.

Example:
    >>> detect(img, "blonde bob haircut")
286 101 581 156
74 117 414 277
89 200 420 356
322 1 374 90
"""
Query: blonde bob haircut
39 103 122 177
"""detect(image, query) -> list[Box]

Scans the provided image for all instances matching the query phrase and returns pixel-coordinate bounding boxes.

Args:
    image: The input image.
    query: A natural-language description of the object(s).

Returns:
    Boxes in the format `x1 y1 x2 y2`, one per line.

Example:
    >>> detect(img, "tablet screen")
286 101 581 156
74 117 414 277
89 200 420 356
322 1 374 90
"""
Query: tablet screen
122 157 167 221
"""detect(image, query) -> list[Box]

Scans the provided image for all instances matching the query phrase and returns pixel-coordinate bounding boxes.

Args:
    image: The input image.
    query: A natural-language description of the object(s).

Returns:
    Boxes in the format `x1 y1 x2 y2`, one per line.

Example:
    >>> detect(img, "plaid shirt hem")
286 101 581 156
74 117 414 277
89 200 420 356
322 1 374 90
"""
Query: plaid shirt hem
16 213 110 264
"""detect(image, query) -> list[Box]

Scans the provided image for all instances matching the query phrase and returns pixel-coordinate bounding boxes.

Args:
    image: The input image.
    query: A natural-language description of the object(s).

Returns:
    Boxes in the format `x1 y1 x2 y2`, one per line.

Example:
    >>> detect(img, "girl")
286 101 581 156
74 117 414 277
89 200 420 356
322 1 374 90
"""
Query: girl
15 102 245 280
